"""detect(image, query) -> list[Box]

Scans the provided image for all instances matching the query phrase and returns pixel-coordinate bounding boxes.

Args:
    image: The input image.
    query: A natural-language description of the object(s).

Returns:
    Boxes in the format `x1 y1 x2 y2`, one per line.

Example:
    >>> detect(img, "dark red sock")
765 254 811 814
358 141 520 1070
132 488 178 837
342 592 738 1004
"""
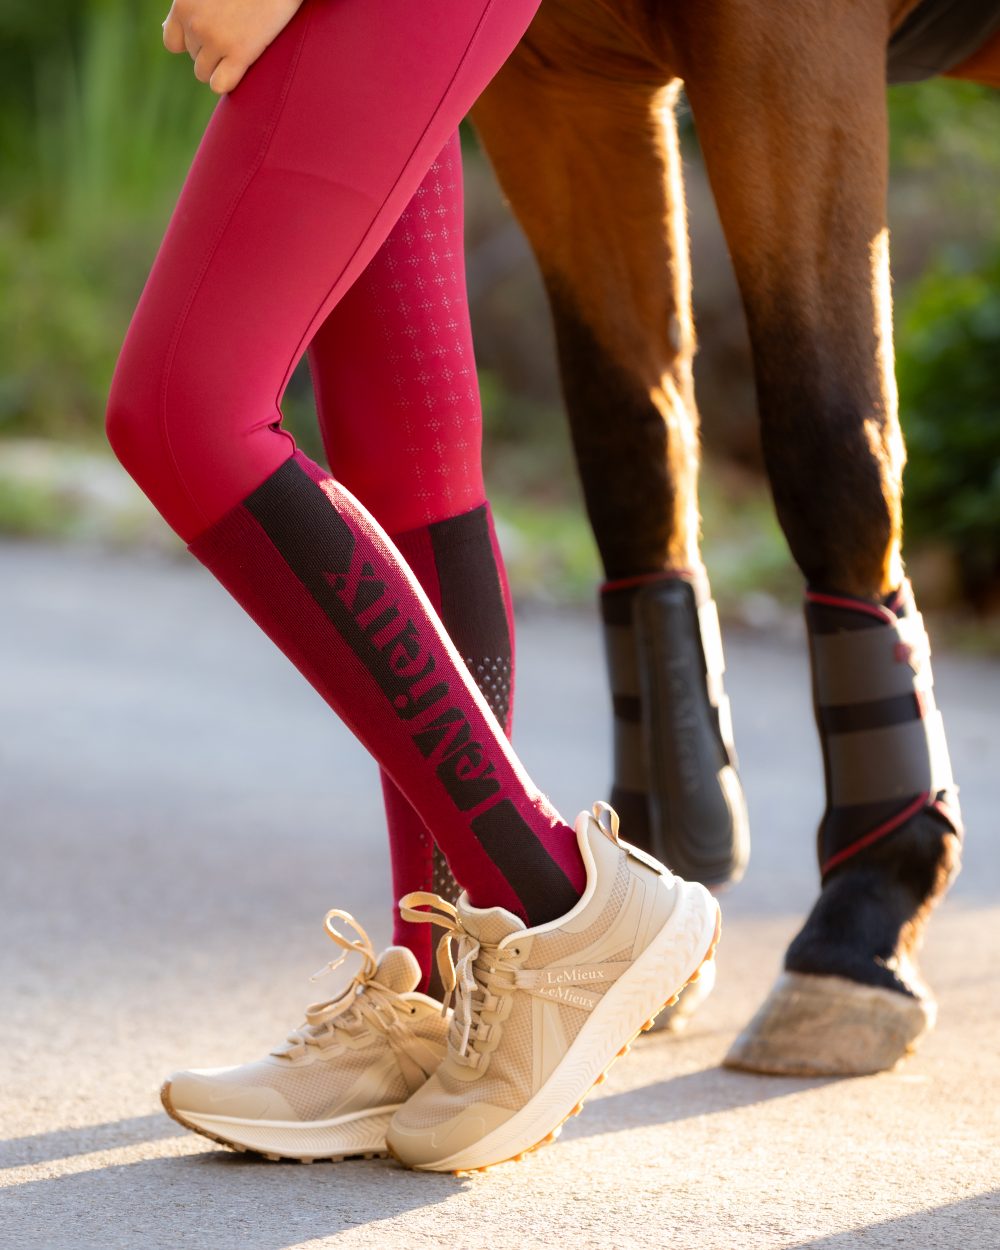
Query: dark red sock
382 503 515 986
302 135 524 971
190 452 584 925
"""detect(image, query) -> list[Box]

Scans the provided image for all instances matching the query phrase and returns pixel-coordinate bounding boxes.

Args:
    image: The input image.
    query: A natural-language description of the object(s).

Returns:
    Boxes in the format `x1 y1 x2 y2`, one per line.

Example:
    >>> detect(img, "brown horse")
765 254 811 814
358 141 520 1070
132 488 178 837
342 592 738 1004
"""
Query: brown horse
469 0 1000 1075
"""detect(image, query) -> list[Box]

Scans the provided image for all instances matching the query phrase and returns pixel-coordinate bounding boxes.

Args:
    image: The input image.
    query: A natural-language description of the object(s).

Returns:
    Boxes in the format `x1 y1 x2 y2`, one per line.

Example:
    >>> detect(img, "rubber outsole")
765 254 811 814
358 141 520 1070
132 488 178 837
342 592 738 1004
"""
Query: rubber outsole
644 957 717 1034
388 901 723 1176
159 1084 391 1164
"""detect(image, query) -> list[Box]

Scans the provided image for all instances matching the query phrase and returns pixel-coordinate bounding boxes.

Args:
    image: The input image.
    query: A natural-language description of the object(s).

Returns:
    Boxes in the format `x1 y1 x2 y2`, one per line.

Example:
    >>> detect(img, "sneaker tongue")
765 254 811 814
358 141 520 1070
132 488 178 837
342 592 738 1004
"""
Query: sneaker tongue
456 899 526 946
374 946 422 994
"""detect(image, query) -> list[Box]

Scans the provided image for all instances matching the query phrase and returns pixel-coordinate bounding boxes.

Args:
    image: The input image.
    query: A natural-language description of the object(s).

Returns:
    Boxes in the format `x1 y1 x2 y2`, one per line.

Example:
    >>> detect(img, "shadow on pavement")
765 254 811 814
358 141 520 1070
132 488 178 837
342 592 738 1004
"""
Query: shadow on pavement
787 1189 999 1249
0 1115 183 1169
1 1145 466 1250
562 1063 835 1142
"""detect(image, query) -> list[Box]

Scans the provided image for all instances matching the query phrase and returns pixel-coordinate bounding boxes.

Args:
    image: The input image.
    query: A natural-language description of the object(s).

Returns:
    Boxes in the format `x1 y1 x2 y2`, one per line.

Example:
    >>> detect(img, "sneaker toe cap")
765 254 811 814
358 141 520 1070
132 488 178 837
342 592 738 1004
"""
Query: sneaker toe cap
387 1086 514 1169
164 1069 297 1122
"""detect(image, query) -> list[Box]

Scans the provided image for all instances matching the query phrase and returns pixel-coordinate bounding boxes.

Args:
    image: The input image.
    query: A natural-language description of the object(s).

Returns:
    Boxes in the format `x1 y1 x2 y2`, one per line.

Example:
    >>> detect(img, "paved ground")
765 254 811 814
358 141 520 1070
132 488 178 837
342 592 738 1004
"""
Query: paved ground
1 541 998 1250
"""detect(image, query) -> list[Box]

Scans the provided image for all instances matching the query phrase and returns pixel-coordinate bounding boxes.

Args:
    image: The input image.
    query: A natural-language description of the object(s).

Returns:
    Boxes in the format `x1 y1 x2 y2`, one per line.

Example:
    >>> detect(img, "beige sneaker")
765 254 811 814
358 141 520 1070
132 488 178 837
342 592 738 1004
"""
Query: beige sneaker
386 802 721 1173
161 911 448 1162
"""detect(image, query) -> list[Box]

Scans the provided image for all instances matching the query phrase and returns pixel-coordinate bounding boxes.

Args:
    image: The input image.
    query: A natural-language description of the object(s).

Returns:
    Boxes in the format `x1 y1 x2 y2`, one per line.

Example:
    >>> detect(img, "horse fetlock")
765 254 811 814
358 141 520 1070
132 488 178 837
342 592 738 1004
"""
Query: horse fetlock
784 806 961 998
601 571 749 888
725 810 954 1078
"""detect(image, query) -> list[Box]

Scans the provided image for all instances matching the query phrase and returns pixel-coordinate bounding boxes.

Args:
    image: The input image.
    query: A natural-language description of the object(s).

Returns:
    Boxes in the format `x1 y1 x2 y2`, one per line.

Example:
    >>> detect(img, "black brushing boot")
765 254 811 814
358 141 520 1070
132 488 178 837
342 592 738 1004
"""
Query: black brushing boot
600 570 749 888
726 580 962 1075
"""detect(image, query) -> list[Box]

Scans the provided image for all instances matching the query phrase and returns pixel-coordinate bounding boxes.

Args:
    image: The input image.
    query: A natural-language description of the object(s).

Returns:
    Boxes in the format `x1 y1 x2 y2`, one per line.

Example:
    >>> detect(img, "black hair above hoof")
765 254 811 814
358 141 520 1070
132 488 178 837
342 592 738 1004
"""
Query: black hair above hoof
785 805 960 997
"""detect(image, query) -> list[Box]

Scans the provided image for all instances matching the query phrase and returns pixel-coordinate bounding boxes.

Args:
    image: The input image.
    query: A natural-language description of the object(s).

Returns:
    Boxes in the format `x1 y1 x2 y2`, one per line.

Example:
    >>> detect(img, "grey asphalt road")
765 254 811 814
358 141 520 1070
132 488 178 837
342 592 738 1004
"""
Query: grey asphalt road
1 541 998 1250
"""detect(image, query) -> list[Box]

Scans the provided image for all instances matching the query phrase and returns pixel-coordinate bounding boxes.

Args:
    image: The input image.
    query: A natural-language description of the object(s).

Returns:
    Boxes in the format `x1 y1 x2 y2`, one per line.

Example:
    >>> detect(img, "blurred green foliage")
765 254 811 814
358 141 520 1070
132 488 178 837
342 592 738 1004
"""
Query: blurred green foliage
1 2 212 441
896 247 1000 603
1 4 999 607
0 0 80 148
886 81 1000 604
889 78 1000 171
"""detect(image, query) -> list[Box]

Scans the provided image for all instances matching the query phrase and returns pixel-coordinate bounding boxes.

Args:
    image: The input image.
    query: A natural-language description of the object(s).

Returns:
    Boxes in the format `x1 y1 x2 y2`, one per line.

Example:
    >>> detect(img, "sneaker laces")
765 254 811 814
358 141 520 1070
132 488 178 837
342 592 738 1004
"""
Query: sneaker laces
271 910 427 1085
400 891 520 1067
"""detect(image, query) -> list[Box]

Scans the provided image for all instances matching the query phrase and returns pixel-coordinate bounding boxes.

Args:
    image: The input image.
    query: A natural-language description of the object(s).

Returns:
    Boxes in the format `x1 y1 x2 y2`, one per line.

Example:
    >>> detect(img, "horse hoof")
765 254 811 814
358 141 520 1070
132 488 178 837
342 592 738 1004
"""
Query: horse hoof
723 971 936 1076
645 958 717 1034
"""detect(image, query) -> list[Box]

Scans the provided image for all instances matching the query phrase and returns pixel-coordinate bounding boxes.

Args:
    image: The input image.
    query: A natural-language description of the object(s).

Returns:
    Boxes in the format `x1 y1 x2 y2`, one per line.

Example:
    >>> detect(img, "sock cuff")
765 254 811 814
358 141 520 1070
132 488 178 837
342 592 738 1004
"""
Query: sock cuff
391 504 512 670
389 499 490 549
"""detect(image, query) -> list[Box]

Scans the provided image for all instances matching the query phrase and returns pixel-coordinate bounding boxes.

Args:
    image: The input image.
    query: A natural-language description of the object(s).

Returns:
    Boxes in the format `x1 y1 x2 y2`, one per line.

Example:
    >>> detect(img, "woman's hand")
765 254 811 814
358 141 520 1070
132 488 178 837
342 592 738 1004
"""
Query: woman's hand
162 0 306 95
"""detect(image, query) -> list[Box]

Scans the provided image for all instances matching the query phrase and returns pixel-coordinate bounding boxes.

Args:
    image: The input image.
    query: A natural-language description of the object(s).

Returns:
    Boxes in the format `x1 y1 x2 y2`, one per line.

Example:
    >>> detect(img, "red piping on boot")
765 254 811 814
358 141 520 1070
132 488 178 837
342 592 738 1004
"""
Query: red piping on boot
821 792 930 877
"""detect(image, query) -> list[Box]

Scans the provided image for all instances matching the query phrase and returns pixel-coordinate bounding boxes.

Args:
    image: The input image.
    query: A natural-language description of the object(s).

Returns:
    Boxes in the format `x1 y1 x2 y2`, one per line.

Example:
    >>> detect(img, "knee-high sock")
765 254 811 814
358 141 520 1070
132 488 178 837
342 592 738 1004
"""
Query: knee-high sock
189 451 581 925
304 133 520 972
384 505 515 986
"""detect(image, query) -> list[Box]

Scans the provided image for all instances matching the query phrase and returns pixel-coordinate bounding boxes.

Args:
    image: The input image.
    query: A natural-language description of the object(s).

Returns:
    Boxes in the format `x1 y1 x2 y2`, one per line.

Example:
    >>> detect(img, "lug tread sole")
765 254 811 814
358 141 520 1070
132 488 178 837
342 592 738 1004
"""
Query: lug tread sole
159 1082 389 1164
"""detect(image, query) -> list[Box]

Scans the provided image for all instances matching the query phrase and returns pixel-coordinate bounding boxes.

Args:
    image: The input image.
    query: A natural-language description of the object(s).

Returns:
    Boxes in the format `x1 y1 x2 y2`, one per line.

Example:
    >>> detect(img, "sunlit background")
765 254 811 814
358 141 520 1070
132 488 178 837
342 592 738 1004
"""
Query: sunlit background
3 12 1000 1244
2 1 999 636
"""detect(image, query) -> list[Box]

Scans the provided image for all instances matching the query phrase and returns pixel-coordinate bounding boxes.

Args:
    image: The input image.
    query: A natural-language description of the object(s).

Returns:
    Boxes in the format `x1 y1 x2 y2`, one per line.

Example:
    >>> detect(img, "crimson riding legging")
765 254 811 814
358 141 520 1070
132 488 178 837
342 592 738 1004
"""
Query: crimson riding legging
106 0 587 924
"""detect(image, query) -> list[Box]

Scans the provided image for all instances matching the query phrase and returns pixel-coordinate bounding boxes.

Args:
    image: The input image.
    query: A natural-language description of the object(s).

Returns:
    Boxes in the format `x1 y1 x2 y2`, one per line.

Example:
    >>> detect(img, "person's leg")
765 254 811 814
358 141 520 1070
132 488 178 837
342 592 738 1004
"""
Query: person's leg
106 0 579 926
109 0 720 1171
306 131 516 988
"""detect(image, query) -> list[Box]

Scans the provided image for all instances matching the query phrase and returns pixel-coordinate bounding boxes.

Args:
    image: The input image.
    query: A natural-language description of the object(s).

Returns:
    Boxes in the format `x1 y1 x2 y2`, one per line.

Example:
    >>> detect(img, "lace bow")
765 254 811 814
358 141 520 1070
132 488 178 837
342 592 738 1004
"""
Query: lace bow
272 910 424 1085
399 891 518 1064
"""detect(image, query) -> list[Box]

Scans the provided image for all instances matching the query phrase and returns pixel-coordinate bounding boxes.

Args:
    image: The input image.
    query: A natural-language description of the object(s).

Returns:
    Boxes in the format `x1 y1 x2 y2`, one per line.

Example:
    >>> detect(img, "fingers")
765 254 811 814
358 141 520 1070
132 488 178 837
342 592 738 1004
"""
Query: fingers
194 45 223 85
162 9 186 54
161 2 256 94
209 57 248 95
164 4 231 91
162 4 200 59
184 26 203 61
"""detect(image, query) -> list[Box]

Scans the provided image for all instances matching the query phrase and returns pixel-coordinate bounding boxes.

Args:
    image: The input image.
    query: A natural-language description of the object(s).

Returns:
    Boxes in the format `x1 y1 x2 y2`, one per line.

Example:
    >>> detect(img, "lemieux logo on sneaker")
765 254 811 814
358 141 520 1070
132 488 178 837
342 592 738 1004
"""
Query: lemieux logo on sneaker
544 967 606 984
536 984 598 1010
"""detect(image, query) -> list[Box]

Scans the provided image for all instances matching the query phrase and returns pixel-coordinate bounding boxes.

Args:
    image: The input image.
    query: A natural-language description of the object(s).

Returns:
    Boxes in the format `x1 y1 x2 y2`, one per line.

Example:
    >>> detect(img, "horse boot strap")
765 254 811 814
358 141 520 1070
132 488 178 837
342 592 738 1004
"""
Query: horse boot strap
601 573 749 887
806 582 962 878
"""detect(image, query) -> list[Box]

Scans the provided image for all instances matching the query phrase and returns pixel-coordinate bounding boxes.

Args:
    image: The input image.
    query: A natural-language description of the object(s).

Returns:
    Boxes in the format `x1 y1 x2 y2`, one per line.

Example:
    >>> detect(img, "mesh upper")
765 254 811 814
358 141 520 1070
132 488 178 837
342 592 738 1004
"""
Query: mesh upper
183 945 443 1122
529 857 629 965
460 907 525 945
413 996 537 1124
207 1045 406 1120
376 946 421 993
395 851 641 1129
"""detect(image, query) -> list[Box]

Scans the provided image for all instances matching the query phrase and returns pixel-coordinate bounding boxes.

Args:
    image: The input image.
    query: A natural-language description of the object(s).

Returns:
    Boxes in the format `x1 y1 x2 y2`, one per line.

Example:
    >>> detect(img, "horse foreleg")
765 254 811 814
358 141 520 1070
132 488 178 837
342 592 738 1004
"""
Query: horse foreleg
673 0 962 1073
472 34 748 893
